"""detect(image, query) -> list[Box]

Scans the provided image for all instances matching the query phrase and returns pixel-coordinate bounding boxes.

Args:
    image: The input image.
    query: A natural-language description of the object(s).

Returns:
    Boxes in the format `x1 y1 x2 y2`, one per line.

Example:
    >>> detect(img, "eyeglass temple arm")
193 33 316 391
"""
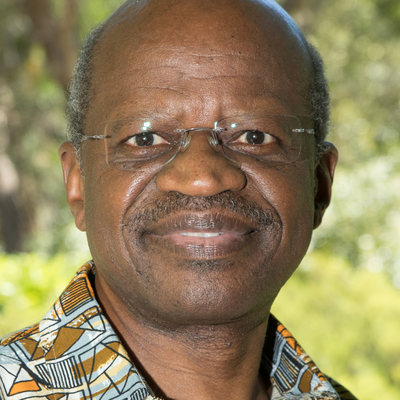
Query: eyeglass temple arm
292 128 315 135
81 134 111 141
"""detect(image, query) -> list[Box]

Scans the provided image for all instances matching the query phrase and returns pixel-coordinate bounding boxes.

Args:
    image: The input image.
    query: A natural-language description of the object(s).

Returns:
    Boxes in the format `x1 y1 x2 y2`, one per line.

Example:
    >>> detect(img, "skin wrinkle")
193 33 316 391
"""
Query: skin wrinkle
122 60 281 75
164 54 263 61
101 93 294 122
118 86 193 99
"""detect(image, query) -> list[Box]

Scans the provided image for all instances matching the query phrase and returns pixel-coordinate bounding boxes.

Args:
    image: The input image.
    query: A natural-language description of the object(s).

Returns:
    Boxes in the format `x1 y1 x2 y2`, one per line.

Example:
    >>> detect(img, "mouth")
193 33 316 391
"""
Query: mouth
122 191 281 262
141 212 259 259
148 211 257 233
178 232 225 237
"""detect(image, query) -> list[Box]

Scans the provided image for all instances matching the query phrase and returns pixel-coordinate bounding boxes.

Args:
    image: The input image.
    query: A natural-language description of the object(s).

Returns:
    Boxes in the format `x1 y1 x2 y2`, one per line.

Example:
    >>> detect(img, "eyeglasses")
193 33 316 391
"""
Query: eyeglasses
81 113 315 171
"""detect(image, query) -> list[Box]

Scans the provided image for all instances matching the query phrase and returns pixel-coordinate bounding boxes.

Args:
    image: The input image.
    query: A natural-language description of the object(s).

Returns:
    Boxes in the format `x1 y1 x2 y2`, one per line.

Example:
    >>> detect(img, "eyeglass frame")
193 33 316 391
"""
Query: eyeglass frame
80 114 316 168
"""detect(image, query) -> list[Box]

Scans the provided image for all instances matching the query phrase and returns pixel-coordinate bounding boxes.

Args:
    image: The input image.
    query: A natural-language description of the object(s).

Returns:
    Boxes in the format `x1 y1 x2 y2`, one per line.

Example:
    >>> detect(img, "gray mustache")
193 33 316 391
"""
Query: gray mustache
125 192 282 231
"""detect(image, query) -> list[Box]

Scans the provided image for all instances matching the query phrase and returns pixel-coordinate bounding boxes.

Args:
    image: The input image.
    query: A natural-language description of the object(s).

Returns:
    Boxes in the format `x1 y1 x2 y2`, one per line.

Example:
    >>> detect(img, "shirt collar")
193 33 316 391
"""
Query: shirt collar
16 262 340 400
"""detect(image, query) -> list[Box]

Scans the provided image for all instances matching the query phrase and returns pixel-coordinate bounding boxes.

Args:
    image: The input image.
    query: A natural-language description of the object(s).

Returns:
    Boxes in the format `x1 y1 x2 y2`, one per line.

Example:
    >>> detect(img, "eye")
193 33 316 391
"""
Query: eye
126 132 168 147
235 130 275 145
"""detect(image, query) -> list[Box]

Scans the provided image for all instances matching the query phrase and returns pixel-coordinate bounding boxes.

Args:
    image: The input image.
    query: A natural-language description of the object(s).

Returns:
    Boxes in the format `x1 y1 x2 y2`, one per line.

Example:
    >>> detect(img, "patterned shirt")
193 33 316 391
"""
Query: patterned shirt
0 262 357 400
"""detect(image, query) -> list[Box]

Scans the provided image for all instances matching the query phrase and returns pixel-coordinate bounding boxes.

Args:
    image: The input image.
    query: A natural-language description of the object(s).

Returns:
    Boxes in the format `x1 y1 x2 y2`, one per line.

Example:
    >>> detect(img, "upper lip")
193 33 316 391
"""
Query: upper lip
146 212 258 236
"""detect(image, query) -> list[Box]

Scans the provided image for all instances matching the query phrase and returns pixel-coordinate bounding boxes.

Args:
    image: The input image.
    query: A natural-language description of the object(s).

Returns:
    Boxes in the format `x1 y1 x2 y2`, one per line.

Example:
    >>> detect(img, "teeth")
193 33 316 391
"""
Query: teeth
179 232 225 238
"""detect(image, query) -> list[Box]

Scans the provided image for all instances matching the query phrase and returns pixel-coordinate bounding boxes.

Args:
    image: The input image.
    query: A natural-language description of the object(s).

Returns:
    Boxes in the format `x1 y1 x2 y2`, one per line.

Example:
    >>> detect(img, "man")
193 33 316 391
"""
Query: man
0 0 356 399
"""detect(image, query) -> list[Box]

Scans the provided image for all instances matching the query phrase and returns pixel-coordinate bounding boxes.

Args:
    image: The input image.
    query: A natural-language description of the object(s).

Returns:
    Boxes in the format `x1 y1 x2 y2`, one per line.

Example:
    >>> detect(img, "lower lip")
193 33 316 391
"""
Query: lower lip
147 232 253 259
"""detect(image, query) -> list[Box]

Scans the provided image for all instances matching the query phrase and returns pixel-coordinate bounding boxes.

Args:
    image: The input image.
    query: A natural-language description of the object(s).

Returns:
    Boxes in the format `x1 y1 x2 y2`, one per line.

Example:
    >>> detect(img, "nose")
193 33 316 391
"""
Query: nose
156 132 246 197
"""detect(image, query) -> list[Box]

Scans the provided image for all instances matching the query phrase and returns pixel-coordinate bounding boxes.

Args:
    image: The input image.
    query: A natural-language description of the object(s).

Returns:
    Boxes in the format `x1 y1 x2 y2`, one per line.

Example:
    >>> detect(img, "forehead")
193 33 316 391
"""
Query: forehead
88 0 312 124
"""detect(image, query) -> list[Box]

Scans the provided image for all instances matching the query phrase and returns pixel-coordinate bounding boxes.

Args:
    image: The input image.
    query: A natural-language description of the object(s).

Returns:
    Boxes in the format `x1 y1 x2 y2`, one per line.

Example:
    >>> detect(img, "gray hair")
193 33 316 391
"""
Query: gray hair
305 40 331 157
66 25 330 161
66 22 106 157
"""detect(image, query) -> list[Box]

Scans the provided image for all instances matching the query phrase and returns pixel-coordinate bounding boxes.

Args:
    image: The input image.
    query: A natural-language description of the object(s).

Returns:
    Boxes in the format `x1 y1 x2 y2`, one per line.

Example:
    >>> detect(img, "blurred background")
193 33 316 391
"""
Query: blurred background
0 0 399 398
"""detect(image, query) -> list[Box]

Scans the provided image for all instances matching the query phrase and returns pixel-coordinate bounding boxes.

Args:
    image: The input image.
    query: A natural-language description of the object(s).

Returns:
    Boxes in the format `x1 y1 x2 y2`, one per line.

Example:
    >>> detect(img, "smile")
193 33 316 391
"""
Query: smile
136 211 261 260
178 232 225 238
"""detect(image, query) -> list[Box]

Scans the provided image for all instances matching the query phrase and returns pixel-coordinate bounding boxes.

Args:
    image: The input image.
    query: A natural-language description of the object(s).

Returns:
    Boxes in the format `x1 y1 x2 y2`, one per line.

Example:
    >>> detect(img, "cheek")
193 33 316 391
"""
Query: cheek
248 164 315 273
283 175 314 230
83 163 158 267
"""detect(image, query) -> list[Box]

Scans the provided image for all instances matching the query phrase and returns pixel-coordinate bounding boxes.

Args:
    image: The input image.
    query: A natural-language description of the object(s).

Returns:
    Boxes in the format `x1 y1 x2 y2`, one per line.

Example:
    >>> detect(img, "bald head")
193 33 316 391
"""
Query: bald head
66 0 329 157
106 0 306 46
104 0 308 52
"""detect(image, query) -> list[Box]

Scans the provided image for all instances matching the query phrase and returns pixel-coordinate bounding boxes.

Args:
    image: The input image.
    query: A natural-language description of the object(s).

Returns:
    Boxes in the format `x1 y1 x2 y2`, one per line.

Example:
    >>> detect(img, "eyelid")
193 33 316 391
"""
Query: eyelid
228 130 276 145
125 131 169 147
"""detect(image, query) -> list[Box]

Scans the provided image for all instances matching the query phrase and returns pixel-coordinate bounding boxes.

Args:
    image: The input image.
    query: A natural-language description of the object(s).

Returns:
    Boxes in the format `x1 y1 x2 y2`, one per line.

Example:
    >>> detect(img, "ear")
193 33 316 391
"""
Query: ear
59 141 86 232
313 143 338 229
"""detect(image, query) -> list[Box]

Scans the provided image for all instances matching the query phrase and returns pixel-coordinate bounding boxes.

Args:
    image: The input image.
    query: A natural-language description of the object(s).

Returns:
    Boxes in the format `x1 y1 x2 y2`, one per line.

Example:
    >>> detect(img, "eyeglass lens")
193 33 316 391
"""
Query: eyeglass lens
88 114 312 171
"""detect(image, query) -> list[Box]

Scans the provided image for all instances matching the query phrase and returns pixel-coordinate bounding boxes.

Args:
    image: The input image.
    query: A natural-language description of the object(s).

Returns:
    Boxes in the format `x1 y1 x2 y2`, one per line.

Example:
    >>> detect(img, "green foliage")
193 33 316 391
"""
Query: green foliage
281 0 400 284
273 250 400 400
78 0 125 36
0 252 90 337
0 1 73 252
0 0 125 254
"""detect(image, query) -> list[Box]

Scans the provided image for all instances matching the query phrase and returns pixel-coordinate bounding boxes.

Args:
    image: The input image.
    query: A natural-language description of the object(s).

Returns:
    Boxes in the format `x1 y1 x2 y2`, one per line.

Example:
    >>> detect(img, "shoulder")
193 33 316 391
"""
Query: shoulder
0 324 45 400
326 376 358 400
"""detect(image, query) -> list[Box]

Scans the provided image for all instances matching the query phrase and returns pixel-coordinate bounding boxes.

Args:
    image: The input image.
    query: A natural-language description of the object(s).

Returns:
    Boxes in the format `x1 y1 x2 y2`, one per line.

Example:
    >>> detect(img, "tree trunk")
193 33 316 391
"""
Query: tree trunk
0 154 22 253
21 0 79 92
0 0 80 253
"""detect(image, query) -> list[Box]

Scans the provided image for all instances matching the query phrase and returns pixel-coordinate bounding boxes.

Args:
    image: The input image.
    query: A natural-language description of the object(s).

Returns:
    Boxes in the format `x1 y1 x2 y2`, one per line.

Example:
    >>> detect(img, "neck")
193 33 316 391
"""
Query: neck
95 274 272 400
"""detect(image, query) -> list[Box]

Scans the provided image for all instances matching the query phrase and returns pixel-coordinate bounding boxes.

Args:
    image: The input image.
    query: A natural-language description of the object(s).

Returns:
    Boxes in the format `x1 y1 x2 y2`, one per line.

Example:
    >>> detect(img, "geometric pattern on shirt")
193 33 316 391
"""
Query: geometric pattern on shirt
0 262 153 400
263 316 346 400
0 262 357 400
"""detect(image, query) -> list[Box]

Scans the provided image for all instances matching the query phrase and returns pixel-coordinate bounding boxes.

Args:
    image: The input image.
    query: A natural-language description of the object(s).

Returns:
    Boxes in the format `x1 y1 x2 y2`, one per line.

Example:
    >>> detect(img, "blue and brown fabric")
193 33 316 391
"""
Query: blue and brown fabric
0 263 357 400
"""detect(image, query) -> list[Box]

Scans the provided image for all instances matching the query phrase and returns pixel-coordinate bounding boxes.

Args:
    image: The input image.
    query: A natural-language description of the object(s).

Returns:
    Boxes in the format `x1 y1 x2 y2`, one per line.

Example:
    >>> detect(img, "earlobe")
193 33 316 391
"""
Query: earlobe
58 141 86 232
313 143 338 229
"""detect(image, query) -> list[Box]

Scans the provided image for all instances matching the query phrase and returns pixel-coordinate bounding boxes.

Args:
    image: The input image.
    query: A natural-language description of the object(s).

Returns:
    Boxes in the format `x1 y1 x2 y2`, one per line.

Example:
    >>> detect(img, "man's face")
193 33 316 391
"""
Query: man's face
67 0 335 329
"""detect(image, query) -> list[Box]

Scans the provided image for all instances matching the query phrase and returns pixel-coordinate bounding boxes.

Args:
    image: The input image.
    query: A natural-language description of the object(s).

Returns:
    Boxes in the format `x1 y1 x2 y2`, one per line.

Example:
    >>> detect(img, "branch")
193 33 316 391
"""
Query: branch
21 0 79 92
